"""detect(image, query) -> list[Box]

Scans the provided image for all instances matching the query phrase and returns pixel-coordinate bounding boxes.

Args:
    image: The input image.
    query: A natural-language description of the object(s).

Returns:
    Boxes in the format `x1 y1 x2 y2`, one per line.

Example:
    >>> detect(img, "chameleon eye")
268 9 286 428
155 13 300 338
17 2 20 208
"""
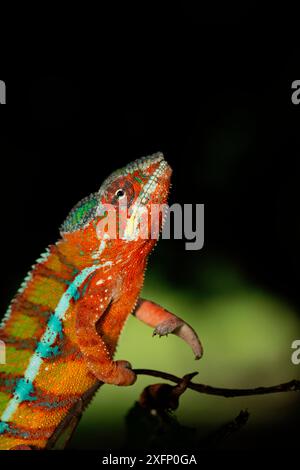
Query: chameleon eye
109 179 135 207
115 189 125 199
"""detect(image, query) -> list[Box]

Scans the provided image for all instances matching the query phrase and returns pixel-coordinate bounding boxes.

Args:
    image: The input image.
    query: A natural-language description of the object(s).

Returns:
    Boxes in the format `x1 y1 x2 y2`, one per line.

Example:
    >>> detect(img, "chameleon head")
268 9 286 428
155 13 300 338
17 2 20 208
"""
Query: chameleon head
60 152 172 262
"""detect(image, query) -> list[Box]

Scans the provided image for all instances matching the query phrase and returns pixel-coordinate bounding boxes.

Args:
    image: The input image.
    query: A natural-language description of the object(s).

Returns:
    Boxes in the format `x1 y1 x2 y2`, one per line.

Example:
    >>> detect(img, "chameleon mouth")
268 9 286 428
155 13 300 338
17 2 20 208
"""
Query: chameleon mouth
132 153 172 206
138 159 170 205
121 153 172 240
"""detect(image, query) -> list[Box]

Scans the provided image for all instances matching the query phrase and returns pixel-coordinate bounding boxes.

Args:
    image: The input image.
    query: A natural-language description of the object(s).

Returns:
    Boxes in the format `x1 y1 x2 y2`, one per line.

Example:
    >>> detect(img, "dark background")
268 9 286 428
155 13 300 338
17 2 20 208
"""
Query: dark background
0 6 300 450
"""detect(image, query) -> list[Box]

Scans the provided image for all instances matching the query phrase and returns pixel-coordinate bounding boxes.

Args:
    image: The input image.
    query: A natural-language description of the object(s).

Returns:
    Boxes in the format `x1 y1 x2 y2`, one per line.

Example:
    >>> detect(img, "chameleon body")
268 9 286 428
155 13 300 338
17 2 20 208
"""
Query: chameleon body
0 152 202 450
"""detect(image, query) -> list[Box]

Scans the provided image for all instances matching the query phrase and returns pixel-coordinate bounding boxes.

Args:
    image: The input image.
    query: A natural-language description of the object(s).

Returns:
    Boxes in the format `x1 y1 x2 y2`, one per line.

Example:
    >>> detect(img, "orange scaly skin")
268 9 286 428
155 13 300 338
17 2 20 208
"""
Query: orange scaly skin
0 152 202 450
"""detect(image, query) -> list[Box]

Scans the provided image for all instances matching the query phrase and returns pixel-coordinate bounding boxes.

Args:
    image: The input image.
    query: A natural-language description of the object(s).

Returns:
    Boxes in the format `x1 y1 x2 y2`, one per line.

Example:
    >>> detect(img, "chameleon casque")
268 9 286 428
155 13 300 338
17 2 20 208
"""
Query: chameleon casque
0 152 202 450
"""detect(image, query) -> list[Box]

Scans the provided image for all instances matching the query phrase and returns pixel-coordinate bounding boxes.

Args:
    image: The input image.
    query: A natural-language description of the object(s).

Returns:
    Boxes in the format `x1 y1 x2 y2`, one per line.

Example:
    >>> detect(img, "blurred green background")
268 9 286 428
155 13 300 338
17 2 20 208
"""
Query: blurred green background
71 250 300 449
2 68 300 450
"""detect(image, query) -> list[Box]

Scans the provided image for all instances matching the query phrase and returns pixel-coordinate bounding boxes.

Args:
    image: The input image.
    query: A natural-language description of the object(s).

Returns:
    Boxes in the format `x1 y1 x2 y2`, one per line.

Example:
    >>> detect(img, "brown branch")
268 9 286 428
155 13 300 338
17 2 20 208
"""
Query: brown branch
200 409 250 448
133 369 300 398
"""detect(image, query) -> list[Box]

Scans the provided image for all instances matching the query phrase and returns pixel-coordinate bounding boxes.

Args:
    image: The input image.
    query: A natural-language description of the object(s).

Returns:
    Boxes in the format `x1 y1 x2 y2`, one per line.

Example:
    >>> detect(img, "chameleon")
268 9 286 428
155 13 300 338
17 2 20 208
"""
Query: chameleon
0 152 203 450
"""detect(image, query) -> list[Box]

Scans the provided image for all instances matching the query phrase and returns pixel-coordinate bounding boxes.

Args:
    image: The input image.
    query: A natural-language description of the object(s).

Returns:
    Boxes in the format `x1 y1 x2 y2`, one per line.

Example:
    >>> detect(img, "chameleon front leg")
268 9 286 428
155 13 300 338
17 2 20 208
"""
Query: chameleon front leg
75 298 136 386
132 298 203 359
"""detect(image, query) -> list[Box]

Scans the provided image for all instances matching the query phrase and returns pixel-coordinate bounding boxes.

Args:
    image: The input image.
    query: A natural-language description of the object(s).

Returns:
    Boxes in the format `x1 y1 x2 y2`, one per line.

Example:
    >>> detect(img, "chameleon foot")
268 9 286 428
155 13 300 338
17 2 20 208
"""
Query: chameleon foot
153 317 183 336
133 299 203 360
153 318 203 360
109 360 137 386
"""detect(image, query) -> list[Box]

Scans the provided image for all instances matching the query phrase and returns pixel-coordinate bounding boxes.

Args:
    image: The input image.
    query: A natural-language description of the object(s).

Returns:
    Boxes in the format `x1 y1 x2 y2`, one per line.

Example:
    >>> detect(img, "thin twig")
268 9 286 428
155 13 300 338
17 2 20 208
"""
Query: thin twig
200 410 250 448
133 369 300 398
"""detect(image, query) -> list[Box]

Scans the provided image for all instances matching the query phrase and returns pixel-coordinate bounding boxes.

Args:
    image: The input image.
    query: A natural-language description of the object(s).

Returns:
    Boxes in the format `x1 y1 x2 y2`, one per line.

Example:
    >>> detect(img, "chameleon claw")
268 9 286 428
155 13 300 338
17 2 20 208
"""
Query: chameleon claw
153 318 203 360
152 331 168 338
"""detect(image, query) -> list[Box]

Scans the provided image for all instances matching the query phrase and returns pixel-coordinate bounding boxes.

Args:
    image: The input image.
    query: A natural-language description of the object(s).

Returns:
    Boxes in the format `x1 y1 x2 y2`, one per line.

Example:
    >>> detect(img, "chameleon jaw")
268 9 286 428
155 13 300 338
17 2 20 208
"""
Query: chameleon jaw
122 156 171 241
